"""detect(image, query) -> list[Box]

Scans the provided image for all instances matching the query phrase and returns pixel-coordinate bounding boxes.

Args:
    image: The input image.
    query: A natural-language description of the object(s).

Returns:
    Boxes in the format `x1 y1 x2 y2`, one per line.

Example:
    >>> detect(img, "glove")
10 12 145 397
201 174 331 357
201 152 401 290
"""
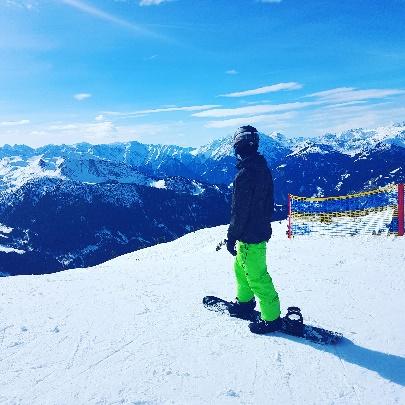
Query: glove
226 238 237 256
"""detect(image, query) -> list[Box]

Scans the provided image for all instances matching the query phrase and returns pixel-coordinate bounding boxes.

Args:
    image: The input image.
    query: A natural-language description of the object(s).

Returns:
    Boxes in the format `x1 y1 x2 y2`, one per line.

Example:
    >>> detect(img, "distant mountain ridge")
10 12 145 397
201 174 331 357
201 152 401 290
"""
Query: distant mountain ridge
1 122 404 275
313 122 405 154
1 121 404 190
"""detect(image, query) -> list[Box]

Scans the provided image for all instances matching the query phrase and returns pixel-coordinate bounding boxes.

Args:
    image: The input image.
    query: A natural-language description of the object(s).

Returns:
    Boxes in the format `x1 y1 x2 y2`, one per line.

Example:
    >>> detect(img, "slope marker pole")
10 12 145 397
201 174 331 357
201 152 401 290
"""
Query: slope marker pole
288 193 292 239
398 183 404 236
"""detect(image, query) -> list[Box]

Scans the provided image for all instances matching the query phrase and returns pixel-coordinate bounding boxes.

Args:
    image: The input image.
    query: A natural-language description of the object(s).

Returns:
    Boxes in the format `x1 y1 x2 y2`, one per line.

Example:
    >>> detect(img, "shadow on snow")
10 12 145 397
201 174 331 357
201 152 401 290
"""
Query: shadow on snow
275 333 405 387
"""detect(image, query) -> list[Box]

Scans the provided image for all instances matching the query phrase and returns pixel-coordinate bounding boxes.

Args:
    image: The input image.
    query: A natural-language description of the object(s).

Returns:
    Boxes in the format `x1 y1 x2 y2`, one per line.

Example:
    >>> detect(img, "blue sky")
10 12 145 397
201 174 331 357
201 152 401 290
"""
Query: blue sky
1 0 405 147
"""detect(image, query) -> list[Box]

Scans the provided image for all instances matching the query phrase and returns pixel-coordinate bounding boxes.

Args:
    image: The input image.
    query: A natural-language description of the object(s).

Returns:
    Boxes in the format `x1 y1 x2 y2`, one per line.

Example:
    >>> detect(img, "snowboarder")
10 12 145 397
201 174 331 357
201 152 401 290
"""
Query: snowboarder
226 125 281 334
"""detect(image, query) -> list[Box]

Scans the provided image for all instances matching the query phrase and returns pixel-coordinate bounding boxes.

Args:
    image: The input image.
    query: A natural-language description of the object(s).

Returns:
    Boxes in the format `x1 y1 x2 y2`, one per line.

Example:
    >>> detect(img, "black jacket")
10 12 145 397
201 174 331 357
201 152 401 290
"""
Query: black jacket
227 152 274 243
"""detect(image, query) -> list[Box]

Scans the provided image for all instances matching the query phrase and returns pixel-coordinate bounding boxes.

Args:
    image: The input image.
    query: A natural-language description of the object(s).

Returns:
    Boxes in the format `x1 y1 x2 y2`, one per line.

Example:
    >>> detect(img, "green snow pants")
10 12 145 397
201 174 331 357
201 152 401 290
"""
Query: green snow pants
234 241 281 321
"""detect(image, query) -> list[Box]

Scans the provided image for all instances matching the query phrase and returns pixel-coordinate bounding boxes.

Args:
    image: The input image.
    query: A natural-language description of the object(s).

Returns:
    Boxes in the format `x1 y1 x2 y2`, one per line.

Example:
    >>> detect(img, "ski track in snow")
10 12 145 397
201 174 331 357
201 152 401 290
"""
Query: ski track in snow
0 222 404 404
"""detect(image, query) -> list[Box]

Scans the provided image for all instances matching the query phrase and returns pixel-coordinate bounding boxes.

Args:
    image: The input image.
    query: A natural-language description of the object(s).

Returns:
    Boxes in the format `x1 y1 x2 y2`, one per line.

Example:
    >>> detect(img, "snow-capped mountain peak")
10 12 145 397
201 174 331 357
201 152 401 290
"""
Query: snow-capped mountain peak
194 132 292 163
288 140 335 157
316 122 405 155
192 136 234 161
0 154 65 192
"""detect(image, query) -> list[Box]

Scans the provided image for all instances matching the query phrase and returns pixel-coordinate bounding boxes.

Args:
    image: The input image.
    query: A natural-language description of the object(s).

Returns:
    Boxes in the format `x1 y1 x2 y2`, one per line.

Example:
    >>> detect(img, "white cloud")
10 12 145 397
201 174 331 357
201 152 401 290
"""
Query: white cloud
321 101 368 109
48 123 79 131
139 0 171 5
0 119 30 126
3 0 37 9
310 109 382 135
103 104 221 117
260 0 283 3
61 0 160 38
0 119 121 146
0 35 55 51
205 112 295 129
192 101 317 118
2 98 405 148
74 93 92 101
21 119 191 146
307 87 405 103
226 69 238 75
84 121 117 139
285 100 405 137
220 82 302 97
46 120 117 143
144 54 158 61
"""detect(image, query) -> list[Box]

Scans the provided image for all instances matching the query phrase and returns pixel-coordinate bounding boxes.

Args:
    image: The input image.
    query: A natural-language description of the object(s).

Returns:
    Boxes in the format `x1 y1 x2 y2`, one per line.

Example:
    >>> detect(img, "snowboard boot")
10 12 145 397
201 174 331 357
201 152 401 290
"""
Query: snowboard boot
249 316 282 334
283 307 304 336
228 297 256 320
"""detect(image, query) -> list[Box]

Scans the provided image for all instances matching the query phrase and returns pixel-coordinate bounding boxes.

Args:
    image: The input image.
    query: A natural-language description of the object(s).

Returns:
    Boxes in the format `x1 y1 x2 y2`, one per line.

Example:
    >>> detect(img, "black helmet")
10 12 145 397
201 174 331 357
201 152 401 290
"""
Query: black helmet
233 125 259 157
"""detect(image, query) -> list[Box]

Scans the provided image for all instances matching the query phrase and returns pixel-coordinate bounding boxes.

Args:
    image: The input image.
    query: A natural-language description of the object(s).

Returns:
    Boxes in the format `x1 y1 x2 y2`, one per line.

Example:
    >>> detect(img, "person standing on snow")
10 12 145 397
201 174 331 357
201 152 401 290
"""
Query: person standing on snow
226 125 281 334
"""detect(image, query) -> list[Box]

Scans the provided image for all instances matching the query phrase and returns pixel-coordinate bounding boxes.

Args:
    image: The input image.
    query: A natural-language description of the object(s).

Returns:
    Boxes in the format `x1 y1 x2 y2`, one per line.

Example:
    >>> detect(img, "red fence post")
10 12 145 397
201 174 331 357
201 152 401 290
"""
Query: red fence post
398 184 405 236
288 193 292 239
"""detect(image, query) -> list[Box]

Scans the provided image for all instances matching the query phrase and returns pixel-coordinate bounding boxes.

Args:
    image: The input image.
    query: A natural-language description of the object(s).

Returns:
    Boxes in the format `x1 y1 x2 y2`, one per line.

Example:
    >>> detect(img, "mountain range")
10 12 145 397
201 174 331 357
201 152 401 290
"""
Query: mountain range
1 122 404 275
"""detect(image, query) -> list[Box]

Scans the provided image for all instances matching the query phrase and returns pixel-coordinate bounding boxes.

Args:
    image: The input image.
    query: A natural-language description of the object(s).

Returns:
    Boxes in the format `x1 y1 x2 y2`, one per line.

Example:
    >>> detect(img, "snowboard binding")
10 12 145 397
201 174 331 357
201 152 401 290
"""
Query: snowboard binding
283 306 304 336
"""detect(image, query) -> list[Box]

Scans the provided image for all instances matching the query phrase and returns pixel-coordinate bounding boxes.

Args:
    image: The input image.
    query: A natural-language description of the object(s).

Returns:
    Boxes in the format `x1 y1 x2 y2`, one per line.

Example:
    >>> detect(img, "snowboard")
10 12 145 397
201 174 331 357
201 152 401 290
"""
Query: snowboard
203 296 343 345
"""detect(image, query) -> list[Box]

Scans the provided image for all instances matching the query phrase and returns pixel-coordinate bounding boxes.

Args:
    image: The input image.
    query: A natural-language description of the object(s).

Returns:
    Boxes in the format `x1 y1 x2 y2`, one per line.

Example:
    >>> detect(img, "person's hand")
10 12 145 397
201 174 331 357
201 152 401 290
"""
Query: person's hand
226 238 237 256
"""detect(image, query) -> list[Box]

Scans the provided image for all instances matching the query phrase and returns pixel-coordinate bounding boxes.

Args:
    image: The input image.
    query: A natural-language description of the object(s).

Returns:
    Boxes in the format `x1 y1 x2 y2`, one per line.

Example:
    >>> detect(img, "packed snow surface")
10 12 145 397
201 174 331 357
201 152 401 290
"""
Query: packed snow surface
1 222 404 404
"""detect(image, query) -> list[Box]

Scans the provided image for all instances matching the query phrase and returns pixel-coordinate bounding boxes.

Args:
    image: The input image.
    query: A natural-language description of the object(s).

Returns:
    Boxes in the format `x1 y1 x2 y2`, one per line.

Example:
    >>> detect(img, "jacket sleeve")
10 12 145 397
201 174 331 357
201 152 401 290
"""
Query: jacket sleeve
227 170 253 241
267 170 275 220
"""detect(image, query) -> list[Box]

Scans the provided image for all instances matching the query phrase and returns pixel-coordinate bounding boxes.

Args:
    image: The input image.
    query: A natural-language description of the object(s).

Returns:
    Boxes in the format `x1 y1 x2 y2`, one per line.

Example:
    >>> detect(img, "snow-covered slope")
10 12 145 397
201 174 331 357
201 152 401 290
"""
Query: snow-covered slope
0 155 65 192
1 222 404 404
59 158 154 186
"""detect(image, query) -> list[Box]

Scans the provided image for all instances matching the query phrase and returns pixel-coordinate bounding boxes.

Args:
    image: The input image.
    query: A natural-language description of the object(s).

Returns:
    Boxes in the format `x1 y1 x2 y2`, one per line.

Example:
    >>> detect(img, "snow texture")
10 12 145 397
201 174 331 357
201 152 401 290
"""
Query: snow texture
0 224 13 234
0 246 25 254
0 222 404 404
152 179 167 189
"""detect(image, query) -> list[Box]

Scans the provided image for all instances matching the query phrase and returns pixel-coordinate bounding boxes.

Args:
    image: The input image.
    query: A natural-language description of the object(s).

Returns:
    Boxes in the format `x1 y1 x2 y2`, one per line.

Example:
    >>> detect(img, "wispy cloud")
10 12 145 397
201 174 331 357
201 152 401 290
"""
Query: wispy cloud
226 69 238 75
139 0 171 5
47 120 116 140
192 101 317 118
321 100 368 109
205 112 294 129
306 102 405 135
259 0 283 3
0 34 55 51
0 119 30 126
307 87 405 103
3 118 191 147
144 54 158 61
74 93 92 101
103 104 221 117
200 86 405 133
61 0 160 38
3 0 37 9
220 82 302 98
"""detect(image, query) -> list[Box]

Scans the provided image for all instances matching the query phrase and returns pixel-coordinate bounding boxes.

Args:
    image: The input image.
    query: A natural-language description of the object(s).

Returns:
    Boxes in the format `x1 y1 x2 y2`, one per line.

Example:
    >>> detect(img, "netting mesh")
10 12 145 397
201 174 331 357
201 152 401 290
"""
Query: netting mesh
289 184 400 237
